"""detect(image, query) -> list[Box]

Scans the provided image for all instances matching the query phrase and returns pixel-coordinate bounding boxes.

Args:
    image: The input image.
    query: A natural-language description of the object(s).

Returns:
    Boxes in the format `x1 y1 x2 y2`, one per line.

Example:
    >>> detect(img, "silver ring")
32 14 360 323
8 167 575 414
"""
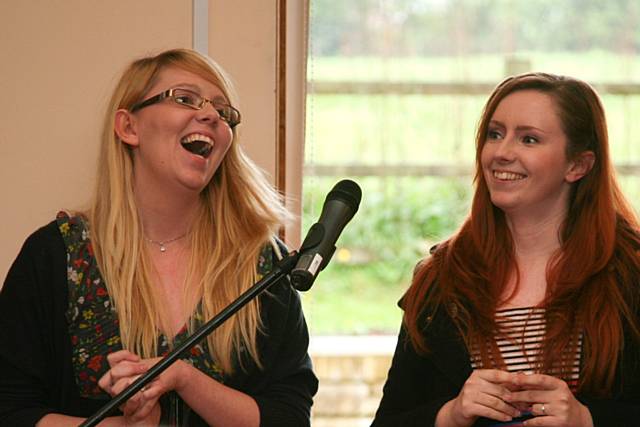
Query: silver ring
540 403 546 415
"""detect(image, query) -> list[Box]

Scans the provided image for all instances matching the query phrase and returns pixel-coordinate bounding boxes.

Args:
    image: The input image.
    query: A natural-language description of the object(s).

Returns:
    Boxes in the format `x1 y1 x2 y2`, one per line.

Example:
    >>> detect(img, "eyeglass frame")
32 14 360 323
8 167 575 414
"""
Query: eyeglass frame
129 87 242 129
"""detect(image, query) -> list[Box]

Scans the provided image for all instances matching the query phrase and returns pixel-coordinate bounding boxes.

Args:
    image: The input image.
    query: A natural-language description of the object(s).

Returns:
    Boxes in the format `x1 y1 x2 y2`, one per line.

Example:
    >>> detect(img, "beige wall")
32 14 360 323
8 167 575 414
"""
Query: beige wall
0 1 304 281
210 1 279 177
283 0 308 247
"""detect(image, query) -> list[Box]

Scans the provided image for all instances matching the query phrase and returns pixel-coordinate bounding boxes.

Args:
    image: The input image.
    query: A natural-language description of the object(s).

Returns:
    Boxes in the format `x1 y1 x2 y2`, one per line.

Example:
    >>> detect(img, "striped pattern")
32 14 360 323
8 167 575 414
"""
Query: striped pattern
470 307 581 392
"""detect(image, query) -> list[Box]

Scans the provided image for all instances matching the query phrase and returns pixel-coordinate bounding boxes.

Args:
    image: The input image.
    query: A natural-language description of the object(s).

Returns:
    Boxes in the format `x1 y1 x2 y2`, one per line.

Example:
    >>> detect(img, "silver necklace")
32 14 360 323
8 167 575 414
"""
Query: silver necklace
144 232 188 253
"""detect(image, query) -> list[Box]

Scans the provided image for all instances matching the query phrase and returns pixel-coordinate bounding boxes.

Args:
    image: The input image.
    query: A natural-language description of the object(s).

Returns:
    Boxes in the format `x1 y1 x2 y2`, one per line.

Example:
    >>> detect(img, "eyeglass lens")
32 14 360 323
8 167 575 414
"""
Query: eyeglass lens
172 89 239 126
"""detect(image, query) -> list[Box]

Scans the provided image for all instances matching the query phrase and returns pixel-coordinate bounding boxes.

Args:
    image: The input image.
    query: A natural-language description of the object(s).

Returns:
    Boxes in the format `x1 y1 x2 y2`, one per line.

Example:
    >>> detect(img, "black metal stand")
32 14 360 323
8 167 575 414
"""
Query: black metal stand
79 252 299 427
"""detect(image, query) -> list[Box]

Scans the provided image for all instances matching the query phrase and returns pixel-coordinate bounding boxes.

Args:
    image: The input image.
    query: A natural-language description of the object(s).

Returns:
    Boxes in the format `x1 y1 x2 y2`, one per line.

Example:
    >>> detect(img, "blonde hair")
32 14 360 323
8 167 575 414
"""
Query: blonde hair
89 48 288 373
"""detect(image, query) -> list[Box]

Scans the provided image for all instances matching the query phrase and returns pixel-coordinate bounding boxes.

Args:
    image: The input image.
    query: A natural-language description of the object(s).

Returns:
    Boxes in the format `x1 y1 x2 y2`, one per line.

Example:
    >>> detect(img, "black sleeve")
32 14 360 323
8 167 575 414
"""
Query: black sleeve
254 279 318 427
580 397 640 427
0 222 102 426
227 273 318 427
0 222 69 425
371 325 456 427
578 312 640 426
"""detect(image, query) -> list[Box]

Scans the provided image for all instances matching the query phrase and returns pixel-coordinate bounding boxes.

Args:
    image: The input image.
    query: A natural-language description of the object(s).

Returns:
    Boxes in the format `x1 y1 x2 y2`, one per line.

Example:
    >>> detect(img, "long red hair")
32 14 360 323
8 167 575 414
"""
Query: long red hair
403 73 640 396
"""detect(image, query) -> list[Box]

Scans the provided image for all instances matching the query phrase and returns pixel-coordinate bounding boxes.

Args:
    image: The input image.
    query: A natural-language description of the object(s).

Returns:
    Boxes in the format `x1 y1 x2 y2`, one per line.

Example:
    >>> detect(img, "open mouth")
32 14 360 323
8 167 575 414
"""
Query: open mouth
180 133 214 158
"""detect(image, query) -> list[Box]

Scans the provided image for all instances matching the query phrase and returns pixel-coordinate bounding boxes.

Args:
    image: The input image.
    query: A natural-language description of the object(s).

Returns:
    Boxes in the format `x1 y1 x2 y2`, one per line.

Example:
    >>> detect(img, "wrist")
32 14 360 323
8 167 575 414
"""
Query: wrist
580 403 594 427
173 359 192 393
94 416 127 427
437 397 476 427
436 398 462 427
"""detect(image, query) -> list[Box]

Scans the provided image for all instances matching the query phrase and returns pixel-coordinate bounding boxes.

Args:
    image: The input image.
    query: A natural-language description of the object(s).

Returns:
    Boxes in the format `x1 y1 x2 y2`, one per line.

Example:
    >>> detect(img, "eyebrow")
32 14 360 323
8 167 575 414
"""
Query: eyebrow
173 82 201 92
172 83 228 103
489 120 547 133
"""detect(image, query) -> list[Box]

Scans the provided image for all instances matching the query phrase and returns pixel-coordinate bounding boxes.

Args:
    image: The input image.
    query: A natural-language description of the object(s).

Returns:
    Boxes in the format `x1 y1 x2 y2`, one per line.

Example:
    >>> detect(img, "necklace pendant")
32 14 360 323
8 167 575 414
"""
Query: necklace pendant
144 232 188 253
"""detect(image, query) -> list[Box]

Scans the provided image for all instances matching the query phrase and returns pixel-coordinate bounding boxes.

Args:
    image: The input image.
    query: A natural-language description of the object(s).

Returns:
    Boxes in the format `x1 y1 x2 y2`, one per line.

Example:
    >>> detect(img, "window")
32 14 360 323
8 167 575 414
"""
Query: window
302 0 640 336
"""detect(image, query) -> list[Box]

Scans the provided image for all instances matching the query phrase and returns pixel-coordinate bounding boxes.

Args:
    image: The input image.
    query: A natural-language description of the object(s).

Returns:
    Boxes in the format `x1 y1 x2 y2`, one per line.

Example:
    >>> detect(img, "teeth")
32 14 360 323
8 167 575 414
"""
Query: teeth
181 133 214 146
180 133 214 158
493 170 525 180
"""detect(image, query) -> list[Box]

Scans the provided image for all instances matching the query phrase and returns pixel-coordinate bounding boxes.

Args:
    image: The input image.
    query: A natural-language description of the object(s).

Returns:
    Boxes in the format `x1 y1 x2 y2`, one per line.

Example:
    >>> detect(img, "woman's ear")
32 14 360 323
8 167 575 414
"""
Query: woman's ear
114 109 139 147
566 150 595 183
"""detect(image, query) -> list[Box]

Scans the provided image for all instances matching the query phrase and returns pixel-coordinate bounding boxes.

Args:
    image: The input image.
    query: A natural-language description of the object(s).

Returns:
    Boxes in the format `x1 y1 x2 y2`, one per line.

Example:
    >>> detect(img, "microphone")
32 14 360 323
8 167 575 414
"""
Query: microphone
291 179 362 291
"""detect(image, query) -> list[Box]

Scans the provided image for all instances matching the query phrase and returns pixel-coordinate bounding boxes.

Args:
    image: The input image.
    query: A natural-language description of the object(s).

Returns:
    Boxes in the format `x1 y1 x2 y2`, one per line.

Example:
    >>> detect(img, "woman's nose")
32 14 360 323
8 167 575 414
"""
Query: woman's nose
494 135 517 160
196 100 221 123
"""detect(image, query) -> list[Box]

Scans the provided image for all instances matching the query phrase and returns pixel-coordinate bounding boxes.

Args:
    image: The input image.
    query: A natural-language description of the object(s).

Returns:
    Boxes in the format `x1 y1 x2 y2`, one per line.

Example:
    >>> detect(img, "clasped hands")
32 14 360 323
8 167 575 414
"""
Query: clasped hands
441 369 594 427
97 350 188 426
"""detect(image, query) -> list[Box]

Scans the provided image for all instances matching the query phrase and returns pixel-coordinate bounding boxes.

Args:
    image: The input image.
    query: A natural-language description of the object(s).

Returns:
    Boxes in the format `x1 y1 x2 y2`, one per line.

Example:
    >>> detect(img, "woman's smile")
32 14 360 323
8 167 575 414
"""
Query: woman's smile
180 133 215 158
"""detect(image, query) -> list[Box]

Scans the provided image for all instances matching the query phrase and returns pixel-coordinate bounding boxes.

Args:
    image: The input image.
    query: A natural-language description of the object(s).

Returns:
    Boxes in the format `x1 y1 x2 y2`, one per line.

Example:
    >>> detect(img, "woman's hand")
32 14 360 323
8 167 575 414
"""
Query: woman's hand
436 369 522 427
97 350 163 426
507 373 594 427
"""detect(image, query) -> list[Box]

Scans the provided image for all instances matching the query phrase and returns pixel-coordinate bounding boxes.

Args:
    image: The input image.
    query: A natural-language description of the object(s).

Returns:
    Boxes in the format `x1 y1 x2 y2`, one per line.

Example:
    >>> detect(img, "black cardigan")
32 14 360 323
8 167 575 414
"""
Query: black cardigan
0 221 318 426
372 298 640 426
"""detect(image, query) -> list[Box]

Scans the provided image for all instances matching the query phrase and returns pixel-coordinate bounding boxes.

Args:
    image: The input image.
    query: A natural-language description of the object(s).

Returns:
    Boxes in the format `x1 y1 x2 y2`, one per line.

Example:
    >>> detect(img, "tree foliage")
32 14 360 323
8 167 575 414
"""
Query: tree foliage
310 0 640 57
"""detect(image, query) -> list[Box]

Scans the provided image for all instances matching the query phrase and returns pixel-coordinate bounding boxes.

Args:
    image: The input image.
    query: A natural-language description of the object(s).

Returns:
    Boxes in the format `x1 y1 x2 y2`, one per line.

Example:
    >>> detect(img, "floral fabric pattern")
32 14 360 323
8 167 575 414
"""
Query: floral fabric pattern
57 212 269 400
57 212 121 398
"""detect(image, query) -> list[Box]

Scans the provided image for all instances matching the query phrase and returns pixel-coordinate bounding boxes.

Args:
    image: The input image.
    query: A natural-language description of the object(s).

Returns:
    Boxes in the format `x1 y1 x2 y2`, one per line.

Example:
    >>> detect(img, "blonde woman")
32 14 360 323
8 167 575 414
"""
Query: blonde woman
0 49 317 427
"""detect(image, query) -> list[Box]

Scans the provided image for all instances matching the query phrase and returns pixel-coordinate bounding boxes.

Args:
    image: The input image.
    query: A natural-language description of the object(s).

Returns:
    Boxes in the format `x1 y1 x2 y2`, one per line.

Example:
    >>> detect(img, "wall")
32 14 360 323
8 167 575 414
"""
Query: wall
310 336 396 426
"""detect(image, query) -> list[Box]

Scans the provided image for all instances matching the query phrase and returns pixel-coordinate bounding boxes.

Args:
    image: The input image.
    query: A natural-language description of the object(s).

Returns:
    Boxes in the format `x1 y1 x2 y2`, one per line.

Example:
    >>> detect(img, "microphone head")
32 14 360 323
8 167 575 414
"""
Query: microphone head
326 179 362 217
291 179 362 291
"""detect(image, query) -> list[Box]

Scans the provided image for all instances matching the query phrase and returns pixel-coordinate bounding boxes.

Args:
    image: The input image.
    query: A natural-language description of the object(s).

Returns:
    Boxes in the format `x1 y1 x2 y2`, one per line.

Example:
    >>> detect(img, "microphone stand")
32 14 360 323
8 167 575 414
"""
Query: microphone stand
79 252 299 427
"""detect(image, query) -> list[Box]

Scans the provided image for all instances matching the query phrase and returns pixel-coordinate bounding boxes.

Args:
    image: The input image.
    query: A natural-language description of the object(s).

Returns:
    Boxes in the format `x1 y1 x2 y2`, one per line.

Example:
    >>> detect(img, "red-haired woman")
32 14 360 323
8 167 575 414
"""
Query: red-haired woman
372 73 640 427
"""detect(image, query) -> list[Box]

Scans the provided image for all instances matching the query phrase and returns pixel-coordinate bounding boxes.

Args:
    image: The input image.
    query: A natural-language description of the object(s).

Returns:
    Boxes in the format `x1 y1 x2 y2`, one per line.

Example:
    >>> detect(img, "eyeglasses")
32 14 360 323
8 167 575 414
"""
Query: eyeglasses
130 88 241 128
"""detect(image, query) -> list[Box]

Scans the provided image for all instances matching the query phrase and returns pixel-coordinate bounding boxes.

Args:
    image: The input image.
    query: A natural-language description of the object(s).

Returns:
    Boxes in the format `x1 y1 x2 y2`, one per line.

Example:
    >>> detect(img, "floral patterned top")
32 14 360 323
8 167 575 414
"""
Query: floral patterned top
56 211 278 424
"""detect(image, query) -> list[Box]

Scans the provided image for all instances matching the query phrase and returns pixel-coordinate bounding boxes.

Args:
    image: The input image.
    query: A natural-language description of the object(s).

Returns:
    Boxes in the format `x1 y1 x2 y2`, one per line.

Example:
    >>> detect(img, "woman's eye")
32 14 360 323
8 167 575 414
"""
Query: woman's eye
175 95 197 105
487 129 502 140
216 107 230 121
522 135 538 144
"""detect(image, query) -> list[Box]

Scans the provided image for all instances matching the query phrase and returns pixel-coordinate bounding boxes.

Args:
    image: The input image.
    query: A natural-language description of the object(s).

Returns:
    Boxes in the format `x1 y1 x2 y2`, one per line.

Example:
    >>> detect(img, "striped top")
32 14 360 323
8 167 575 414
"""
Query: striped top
470 307 581 392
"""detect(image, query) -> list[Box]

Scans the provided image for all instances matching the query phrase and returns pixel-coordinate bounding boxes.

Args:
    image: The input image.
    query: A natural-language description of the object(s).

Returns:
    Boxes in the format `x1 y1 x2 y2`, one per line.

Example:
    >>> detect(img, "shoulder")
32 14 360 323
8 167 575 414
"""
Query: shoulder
55 211 90 244
613 219 640 291
256 237 304 320
254 236 297 311
4 210 90 290
18 218 67 260
614 216 640 251
398 242 444 309
257 236 288 273
2 217 68 308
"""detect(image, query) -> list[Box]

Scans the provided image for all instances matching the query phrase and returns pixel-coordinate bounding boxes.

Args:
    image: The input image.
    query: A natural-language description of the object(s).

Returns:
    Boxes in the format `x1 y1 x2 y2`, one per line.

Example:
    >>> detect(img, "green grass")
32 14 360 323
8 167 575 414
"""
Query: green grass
308 52 640 83
302 263 407 335
305 94 485 165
